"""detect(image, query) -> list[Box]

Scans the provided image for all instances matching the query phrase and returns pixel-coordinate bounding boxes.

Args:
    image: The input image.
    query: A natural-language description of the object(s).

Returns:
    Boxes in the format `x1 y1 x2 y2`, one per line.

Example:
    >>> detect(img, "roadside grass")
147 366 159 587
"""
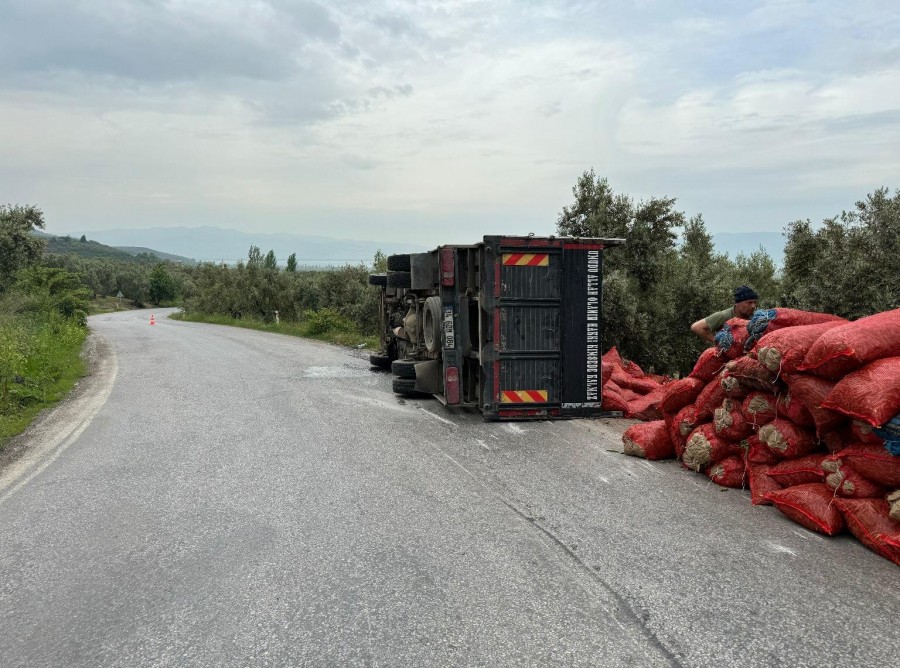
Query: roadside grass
88 297 181 315
88 296 140 314
0 314 87 447
172 310 380 350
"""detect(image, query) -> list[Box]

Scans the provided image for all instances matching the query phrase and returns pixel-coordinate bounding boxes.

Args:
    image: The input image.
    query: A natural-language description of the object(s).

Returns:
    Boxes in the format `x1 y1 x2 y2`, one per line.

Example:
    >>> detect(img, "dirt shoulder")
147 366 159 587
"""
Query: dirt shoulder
0 331 108 477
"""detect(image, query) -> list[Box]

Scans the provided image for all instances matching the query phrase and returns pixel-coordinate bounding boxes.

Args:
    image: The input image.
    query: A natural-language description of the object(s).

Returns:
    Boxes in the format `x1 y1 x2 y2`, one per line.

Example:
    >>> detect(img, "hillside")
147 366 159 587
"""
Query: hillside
40 234 196 264
113 246 198 265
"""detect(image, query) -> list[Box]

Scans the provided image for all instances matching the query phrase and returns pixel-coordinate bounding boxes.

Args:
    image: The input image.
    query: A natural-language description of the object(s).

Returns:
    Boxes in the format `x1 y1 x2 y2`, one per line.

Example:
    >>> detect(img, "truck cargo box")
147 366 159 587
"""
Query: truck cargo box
370 235 624 420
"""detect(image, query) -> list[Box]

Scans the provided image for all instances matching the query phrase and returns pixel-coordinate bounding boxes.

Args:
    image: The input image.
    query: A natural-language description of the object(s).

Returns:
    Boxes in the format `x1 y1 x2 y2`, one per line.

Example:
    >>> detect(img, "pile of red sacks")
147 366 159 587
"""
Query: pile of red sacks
618 307 900 566
599 348 671 421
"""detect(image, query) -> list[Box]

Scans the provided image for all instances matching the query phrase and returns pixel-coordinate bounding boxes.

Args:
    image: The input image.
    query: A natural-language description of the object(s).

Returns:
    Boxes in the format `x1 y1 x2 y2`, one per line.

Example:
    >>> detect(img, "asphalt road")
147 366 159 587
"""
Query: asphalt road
0 308 896 667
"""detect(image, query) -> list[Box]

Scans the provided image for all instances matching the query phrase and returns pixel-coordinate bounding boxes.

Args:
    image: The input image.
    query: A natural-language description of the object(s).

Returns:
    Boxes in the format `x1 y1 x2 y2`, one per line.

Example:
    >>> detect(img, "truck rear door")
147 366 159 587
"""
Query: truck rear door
481 237 608 420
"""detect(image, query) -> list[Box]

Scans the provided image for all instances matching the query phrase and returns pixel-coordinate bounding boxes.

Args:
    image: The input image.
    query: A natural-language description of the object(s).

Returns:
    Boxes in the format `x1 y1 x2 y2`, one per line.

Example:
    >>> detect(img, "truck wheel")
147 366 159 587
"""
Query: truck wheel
391 359 417 379
369 353 391 369
368 273 387 287
387 254 411 271
422 296 443 353
392 377 429 397
386 271 411 288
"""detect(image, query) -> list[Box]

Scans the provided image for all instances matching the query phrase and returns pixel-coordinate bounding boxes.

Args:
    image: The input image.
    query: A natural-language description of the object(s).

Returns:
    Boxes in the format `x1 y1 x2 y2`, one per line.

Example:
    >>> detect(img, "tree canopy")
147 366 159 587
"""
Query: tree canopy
0 204 46 289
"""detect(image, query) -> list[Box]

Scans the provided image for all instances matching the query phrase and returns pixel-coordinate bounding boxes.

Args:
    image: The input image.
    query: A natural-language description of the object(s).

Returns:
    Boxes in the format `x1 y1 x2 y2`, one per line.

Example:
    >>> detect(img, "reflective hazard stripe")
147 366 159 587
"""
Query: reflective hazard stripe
501 390 549 403
502 253 549 267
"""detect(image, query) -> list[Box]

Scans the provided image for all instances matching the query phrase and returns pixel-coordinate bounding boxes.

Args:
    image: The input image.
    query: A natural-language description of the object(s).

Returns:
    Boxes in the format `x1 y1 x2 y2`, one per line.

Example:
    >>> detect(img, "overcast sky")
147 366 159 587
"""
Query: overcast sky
2 0 899 245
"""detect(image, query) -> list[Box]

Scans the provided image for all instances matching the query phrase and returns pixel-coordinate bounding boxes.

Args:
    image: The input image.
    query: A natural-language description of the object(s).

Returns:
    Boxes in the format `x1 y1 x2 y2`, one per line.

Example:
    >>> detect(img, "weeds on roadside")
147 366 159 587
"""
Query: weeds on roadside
173 308 379 350
0 313 86 443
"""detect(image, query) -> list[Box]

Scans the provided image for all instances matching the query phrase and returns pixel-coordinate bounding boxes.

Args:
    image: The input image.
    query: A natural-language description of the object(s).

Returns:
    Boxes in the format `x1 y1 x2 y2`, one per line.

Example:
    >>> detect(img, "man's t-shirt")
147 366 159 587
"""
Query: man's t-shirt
705 307 735 333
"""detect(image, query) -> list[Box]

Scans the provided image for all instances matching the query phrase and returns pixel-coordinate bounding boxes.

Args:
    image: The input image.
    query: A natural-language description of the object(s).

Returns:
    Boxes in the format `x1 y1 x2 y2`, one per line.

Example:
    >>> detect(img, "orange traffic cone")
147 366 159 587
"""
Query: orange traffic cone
149 314 156 325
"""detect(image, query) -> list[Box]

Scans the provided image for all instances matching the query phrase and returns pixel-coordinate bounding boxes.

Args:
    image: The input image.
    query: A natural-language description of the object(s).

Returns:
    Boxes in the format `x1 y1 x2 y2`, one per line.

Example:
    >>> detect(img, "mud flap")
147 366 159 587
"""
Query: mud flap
414 359 442 394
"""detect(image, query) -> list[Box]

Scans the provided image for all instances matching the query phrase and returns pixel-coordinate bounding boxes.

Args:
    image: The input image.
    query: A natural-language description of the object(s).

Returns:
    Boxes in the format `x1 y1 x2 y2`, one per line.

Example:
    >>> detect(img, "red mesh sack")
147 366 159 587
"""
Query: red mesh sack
782 373 844 436
663 411 675 429
622 358 646 379
670 405 696 459
707 454 747 488
800 308 900 378
821 429 850 454
754 320 847 374
723 357 777 392
889 490 900 521
602 385 629 413
758 419 819 459
748 464 781 505
882 534 900 565
683 423 738 472
850 419 884 445
714 401 753 441
744 434 780 465
824 460 887 498
620 387 642 403
821 357 900 427
623 420 674 460
776 391 815 428
741 391 777 427
689 347 726 382
601 361 613 388
762 308 846 331
611 366 661 394
834 443 900 487
659 376 705 413
602 346 626 369
717 318 750 360
694 377 727 422
719 372 749 399
834 498 900 565
626 389 664 422
765 483 845 536
766 454 827 487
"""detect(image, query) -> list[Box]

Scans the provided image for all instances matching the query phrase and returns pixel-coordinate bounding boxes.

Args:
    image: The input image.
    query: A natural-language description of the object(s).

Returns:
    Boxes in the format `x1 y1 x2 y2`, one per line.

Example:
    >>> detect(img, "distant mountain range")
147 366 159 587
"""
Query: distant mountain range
73 226 429 266
40 226 787 267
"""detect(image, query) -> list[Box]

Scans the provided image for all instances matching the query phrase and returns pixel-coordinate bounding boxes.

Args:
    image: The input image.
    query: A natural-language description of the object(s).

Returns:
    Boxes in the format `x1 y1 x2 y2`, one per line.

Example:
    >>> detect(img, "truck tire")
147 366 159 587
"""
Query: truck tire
386 271 411 288
387 254 411 271
392 377 429 397
369 353 391 369
422 296 443 353
391 359 417 379
368 273 387 287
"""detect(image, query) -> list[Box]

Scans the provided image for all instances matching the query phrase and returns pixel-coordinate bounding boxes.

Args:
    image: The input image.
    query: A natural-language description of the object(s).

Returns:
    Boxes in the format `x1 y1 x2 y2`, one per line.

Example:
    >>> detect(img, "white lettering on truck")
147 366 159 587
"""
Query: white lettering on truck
585 250 601 401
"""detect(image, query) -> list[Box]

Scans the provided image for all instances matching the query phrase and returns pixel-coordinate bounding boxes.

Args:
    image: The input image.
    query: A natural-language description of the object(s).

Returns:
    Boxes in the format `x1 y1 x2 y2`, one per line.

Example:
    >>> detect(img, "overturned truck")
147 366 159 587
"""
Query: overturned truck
368 235 624 421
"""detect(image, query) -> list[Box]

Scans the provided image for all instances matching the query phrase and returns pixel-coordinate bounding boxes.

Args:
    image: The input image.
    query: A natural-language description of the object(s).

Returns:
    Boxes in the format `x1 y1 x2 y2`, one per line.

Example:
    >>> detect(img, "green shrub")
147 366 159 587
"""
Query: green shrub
301 308 355 336
0 312 86 442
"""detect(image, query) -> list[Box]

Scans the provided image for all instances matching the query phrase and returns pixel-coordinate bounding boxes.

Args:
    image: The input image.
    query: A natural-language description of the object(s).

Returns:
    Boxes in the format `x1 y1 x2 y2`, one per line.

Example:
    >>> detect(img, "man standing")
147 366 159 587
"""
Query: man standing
691 285 759 343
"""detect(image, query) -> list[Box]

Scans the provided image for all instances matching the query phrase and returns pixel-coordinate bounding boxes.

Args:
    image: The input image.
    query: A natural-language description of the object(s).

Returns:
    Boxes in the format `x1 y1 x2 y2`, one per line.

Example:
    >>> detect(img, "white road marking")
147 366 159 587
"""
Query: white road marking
417 406 455 427
0 336 119 507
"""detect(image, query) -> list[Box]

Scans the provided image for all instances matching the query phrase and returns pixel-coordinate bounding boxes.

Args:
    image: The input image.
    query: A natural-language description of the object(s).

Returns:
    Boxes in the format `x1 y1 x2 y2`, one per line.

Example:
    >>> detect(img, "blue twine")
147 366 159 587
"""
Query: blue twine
874 414 900 456
715 323 735 355
744 308 778 352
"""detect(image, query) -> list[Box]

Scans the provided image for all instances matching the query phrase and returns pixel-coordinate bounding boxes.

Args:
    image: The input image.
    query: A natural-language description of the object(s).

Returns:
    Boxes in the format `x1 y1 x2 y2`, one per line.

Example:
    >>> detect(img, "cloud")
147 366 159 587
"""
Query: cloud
1 1 304 84
0 0 898 244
